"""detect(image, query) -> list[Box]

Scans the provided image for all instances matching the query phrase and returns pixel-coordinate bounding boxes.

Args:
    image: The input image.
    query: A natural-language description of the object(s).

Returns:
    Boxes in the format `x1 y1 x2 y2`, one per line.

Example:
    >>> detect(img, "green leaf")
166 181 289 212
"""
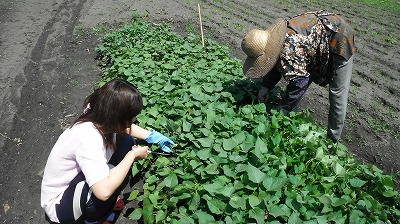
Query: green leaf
146 106 159 118
349 210 366 224
304 131 322 143
349 178 367 187
178 193 192 200
315 147 324 160
254 137 269 154
205 163 219 174
357 199 373 211
271 134 281 146
203 83 215 93
178 216 195 224
255 122 267 134
163 172 178 188
199 127 212 136
223 133 246 151
197 137 214 148
146 174 158 185
229 195 246 209
271 115 280 129
233 132 246 144
189 192 200 211
203 180 224 194
142 197 154 224
128 208 142 220
241 134 256 152
162 63 175 69
229 152 246 162
231 211 245 223
262 177 287 191
249 207 265 224
194 211 215 224
183 120 192 132
197 149 211 160
222 165 236 178
131 163 141 177
319 195 332 205
148 191 159 204
189 159 203 170
192 92 206 101
220 184 235 197
381 189 397 197
156 167 171 177
235 163 247 173
319 194 334 213
381 175 394 188
222 138 236 151
131 57 142 63
288 212 302 224
248 195 261 208
331 196 349 207
267 204 286 218
327 211 345 223
127 189 140 200
247 163 266 184
334 162 345 176
192 116 203 125
298 123 311 134
206 198 225 215
155 210 167 223
155 156 171 168
321 176 336 183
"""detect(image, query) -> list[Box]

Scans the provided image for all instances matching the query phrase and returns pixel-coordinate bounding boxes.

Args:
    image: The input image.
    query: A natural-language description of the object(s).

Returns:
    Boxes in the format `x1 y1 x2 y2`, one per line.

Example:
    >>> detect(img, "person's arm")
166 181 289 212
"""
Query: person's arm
262 65 282 89
127 123 175 152
90 145 148 201
128 124 151 140
255 65 282 103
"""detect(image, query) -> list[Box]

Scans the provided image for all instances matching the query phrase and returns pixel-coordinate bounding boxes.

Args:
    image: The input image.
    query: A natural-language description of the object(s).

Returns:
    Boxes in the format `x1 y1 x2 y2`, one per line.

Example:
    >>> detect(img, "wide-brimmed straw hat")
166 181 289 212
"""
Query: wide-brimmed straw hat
241 18 287 78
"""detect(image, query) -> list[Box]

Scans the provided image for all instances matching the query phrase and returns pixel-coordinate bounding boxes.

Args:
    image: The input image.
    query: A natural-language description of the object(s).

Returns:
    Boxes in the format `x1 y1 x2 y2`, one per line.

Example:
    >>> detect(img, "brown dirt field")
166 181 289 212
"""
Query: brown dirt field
0 0 398 223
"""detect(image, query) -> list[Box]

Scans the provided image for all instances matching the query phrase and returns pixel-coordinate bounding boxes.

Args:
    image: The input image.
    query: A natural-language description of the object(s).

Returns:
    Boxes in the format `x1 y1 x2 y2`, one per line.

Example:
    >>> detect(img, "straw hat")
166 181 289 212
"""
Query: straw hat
241 18 287 78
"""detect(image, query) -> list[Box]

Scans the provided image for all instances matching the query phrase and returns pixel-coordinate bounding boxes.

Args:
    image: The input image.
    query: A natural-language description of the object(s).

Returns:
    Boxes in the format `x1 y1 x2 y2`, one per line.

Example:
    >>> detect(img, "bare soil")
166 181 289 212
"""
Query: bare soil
0 0 398 223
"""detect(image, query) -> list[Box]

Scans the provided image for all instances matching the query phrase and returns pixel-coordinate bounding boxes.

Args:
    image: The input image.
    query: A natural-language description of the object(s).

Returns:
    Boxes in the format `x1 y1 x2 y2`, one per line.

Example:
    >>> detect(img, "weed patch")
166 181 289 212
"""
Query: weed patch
96 18 400 223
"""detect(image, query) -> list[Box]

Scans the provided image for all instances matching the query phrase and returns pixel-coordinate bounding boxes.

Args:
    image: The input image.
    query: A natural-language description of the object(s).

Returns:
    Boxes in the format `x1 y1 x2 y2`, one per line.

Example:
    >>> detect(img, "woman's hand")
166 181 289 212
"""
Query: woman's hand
128 145 149 161
128 124 175 153
145 130 175 153
92 145 149 201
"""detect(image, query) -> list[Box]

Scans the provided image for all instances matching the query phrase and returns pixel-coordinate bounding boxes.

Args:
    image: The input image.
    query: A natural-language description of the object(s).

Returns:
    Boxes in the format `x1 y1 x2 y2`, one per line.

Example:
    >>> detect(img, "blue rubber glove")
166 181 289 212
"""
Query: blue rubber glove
145 130 175 153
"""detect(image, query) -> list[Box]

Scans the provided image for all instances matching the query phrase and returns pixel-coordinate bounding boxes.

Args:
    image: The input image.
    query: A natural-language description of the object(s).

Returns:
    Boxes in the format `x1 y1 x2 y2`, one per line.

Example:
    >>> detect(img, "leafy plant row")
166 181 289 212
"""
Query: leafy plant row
95 18 400 223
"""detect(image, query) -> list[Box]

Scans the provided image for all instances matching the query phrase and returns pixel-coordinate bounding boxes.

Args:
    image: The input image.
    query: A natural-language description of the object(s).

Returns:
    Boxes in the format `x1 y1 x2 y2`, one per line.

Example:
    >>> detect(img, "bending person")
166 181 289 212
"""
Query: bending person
241 10 355 142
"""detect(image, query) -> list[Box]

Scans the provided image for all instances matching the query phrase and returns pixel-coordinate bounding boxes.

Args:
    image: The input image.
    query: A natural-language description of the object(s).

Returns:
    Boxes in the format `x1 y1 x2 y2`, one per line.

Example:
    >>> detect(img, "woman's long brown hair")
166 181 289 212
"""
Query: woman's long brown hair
74 79 143 149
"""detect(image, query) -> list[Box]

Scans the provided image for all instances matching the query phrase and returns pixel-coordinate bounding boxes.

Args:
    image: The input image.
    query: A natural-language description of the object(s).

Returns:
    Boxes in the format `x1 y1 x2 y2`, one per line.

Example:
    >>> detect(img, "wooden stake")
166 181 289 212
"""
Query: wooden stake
198 3 205 47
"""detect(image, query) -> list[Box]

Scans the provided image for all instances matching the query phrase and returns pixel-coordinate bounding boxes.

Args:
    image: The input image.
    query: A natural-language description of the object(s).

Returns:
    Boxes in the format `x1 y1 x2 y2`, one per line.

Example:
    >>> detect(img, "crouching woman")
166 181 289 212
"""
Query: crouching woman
41 79 174 223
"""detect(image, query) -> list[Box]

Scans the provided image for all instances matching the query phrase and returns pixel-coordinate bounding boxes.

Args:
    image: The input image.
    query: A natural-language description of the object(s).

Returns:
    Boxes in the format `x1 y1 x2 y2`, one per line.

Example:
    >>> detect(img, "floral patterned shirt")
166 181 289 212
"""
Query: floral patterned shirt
277 20 330 83
276 11 355 85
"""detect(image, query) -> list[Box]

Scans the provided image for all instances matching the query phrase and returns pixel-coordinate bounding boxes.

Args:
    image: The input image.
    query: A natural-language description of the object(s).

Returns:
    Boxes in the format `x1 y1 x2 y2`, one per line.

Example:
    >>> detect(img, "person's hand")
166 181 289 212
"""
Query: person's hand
257 86 269 104
129 145 149 160
145 130 175 153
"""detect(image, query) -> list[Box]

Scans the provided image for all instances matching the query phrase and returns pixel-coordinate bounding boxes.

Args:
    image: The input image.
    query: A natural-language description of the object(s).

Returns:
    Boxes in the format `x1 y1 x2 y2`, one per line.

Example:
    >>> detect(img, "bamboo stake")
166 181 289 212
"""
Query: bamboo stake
198 3 205 47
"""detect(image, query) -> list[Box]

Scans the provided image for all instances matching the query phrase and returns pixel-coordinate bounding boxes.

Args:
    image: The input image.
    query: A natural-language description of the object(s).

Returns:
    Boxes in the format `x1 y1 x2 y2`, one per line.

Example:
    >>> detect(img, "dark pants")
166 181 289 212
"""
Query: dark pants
54 134 136 223
278 76 312 112
262 71 312 112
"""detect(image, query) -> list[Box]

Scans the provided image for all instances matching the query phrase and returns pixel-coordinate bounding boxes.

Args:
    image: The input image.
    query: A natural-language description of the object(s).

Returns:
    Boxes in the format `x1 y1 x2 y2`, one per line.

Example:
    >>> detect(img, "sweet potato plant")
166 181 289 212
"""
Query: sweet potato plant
96 18 400 223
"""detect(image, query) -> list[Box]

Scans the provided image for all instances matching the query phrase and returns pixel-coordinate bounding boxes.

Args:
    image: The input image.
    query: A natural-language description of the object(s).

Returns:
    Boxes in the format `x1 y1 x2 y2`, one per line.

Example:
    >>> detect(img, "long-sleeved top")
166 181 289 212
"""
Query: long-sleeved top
277 10 356 85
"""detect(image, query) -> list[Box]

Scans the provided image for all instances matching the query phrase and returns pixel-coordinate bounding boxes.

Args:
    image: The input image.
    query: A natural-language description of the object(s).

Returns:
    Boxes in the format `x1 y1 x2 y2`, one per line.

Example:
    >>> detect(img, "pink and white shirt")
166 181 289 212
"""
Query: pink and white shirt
40 122 114 222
